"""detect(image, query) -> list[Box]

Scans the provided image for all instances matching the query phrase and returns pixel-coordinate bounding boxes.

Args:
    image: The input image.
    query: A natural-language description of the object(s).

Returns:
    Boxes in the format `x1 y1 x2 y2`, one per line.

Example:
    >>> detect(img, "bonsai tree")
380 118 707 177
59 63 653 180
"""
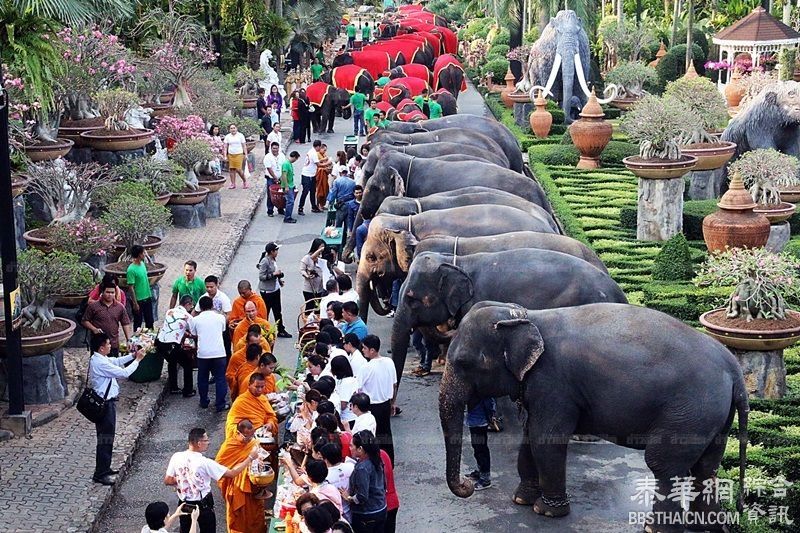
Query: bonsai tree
94 89 140 131
664 77 729 144
235 117 263 141
24 160 116 224
604 61 657 100
49 218 118 261
101 194 172 260
728 149 800 205
171 138 217 189
18 249 96 330
695 247 800 322
155 115 208 143
114 156 184 196
230 66 266 97
620 95 696 160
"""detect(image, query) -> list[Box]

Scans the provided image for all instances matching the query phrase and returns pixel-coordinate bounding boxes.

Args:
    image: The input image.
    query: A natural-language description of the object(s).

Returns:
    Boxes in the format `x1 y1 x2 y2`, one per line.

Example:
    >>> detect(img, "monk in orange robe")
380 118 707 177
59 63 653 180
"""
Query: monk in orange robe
228 280 268 331
231 344 262 400
232 301 272 347
226 327 270 390
255 353 279 396
225 372 278 441
216 418 266 533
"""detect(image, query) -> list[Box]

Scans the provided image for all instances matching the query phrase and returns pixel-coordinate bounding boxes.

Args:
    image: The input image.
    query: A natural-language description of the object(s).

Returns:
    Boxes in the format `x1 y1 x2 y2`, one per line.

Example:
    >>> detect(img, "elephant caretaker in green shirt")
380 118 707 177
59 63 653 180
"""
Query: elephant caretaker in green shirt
126 244 154 330
361 23 371 43
428 92 444 119
364 99 380 128
310 58 324 81
346 22 356 48
281 151 300 223
169 260 206 308
344 91 368 136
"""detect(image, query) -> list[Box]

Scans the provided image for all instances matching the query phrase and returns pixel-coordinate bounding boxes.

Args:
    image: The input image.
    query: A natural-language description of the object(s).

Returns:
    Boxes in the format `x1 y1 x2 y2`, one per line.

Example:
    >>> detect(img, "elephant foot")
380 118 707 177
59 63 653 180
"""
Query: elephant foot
686 499 731 532
533 495 570 518
512 480 541 505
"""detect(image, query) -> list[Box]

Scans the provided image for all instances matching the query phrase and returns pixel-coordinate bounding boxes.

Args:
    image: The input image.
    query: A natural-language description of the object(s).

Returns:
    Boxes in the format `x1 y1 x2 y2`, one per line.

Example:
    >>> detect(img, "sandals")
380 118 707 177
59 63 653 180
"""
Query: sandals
411 367 431 377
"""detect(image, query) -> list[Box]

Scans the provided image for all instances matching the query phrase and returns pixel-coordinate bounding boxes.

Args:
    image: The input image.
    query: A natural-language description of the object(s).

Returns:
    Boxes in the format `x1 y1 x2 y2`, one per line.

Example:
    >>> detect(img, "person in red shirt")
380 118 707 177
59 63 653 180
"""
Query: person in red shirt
381 448 400 533
291 90 301 143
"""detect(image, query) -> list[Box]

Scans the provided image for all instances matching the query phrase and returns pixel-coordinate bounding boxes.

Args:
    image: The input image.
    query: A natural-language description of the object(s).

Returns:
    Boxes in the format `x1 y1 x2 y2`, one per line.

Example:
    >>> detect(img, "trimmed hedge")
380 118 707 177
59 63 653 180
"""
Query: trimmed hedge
656 44 706 90
683 199 718 240
528 140 638 167
488 44 509 57
652 234 693 281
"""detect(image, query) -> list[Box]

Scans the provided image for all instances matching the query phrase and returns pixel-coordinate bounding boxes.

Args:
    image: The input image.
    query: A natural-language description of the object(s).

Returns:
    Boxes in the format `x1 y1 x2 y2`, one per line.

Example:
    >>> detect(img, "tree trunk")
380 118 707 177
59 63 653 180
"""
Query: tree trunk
671 0 681 47
247 42 261 71
616 0 624 25
275 0 283 17
685 0 694 71
637 177 685 241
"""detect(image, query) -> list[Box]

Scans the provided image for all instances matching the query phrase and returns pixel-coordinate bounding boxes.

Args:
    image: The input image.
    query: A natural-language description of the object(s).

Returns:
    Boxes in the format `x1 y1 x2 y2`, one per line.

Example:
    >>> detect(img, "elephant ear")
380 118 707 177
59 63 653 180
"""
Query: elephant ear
389 167 406 197
764 90 779 107
495 312 544 382
387 228 418 271
436 263 474 318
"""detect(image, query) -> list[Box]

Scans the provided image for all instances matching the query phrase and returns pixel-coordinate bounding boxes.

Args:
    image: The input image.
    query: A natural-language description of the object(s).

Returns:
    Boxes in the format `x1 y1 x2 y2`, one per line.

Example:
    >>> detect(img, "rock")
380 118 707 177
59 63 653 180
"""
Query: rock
766 222 791 253
24 192 52 225
14 196 25 250
687 169 724 200
66 147 93 164
205 191 222 218
0 349 67 404
637 177 684 241
240 108 258 119
92 148 146 166
0 429 13 441
731 348 786 399
513 102 533 129
168 203 207 228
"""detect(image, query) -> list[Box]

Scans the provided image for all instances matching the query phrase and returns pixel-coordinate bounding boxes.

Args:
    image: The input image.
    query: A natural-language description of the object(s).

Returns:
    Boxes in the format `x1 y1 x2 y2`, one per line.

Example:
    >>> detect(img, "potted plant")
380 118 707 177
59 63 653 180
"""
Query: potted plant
697 247 800 351
79 89 155 151
236 117 263 152
605 61 657 110
49 217 118 262
113 156 184 205
0 249 96 356
620 95 698 178
231 66 266 108
169 138 215 204
729 148 799 223
154 114 208 150
664 76 736 171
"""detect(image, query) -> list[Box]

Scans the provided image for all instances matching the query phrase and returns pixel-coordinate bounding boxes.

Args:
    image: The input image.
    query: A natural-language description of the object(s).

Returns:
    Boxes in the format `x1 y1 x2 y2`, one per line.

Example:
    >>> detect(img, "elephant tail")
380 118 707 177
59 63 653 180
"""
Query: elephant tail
733 372 749 512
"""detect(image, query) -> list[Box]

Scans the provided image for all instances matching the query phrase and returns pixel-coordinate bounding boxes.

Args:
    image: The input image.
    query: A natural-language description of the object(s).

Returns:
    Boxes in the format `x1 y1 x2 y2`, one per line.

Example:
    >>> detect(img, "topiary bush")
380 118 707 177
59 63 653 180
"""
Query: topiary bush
683 199 718 240
620 206 637 228
676 28 709 58
560 130 573 145
481 57 510 84
655 44 705 90
489 44 510 57
652 234 693 281
493 28 510 45
528 140 638 166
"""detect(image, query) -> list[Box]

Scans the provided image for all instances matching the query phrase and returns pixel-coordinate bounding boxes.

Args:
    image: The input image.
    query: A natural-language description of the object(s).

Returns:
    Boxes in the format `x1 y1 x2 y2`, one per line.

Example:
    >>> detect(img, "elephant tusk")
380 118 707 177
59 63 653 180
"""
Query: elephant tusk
528 53 561 102
574 52 619 104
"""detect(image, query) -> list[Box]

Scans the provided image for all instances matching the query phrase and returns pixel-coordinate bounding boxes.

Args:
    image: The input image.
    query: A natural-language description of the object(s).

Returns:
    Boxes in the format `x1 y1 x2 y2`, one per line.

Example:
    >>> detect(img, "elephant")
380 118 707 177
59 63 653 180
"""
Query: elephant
331 51 396 79
520 10 617 124
432 54 466 100
414 231 607 273
362 142 510 180
383 84 411 107
380 115 524 173
384 77 429 107
389 64 431 84
320 65 375 96
432 89 457 115
440 302 748 532
356 206 560 319
306 83 351 133
390 250 628 383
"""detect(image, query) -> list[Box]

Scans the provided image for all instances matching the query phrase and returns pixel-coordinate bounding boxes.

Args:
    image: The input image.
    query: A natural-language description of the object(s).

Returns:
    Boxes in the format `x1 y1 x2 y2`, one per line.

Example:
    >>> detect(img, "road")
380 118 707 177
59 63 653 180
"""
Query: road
97 83 650 532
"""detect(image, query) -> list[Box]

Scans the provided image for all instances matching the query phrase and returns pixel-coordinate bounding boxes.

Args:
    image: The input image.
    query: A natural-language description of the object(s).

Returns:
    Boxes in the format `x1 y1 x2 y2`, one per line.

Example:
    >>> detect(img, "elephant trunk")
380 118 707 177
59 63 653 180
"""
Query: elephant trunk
390 306 413 383
560 51 576 124
439 365 474 498
343 211 363 263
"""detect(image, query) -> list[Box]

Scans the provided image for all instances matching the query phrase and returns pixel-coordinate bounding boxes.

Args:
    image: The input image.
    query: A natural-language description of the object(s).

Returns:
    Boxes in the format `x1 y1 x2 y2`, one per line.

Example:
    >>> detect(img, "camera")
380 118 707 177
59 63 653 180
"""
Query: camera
321 247 335 262
276 272 285 279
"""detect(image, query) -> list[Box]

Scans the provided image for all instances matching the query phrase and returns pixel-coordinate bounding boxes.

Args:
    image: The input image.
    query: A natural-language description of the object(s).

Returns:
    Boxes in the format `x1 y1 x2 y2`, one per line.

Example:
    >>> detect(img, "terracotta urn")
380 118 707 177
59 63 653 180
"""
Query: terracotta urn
500 67 517 108
724 69 745 108
702 172 771 253
529 91 553 138
568 90 612 169
648 42 667 68
682 61 700 80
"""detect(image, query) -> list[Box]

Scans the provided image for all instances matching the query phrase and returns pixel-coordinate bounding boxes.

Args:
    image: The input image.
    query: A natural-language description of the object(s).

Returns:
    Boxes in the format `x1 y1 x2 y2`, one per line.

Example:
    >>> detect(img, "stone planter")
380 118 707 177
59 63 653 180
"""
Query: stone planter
569 91 611 169
609 96 641 111
155 192 172 205
679 141 737 171
22 139 75 162
23 227 56 253
529 91 552 139
198 175 227 193
169 186 210 205
245 140 258 153
778 187 800 203
54 293 86 308
0 317 76 357
104 261 167 288
753 202 797 224
59 120 104 147
623 155 698 179
241 97 259 109
703 172 771 253
110 235 164 261
79 128 154 151
0 348 68 404
700 309 800 352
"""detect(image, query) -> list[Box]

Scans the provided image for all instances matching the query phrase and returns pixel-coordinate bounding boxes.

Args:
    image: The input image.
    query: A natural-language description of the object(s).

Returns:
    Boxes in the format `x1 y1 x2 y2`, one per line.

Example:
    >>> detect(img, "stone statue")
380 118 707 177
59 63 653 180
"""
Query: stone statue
259 49 286 99
124 105 153 130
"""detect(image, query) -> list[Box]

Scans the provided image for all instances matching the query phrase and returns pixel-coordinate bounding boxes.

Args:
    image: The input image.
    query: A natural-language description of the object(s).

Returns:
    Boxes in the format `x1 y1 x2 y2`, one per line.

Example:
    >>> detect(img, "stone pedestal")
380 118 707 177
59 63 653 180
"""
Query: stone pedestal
0 349 67 404
67 146 149 166
168 203 207 228
766 222 791 253
732 348 786 399
513 102 533 129
241 108 258 119
204 191 222 218
14 196 25 250
1 412 32 437
687 169 724 200
637 177 684 241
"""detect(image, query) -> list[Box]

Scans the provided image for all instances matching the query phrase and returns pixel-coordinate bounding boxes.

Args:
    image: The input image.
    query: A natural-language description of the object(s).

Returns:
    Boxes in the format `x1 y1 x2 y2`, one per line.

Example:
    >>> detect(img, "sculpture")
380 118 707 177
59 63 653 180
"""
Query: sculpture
123 104 153 130
259 49 287 100
519 10 617 123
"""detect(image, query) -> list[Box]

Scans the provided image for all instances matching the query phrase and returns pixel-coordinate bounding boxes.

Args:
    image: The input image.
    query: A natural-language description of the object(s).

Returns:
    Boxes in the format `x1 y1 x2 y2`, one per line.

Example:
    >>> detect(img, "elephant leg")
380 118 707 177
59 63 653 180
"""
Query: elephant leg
513 416 541 505
530 404 577 517
686 433 730 532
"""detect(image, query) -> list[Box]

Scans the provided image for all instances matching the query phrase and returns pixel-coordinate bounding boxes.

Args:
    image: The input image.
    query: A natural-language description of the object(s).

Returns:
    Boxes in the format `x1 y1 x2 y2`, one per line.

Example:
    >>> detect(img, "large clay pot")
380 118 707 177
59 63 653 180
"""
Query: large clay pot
500 68 517 108
753 202 797 224
169 186 210 205
155 192 172 205
23 228 56 253
246 140 258 152
59 120 104 147
700 309 800 351
609 97 641 111
104 261 167 288
79 128 154 151
679 141 737 171
0 317 76 357
23 139 74 162
241 97 258 109
111 235 164 260
702 172 771 253
198 175 227 193
569 91 612 169
724 70 745 108
149 103 174 118
623 155 698 179
779 186 800 203
529 91 553 139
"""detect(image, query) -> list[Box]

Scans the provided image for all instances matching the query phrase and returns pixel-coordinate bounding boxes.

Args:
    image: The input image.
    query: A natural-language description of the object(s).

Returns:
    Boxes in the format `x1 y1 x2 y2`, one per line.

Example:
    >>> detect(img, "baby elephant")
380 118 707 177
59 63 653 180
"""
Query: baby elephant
440 302 748 533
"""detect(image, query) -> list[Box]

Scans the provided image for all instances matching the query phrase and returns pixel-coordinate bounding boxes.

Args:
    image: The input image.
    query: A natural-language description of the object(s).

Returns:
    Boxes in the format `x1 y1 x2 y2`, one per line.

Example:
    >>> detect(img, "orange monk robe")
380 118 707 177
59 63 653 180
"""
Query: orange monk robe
232 316 272 348
237 371 277 400
226 338 271 390
228 294 268 329
225 389 278 440
231 361 258 400
215 437 266 533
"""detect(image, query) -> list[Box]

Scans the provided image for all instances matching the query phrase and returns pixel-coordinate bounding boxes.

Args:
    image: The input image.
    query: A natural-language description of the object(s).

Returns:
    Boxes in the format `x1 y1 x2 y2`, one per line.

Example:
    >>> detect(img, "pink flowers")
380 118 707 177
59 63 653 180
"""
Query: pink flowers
56 25 135 90
155 115 208 142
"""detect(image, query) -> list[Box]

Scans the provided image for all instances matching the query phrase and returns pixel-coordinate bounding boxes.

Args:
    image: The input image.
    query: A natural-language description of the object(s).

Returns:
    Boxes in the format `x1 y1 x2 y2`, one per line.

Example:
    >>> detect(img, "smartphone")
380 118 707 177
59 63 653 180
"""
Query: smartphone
182 503 197 512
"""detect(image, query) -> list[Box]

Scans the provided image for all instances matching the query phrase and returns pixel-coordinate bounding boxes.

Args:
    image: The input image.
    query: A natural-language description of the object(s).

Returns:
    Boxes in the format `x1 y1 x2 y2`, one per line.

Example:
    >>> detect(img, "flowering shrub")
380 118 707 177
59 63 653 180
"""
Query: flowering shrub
25 160 116 224
49 218 118 259
171 138 216 169
4 74 41 146
620 95 696 160
155 115 208 142
101 194 172 253
695 247 800 321
146 40 219 107
506 45 531 63
113 157 184 196
729 149 800 205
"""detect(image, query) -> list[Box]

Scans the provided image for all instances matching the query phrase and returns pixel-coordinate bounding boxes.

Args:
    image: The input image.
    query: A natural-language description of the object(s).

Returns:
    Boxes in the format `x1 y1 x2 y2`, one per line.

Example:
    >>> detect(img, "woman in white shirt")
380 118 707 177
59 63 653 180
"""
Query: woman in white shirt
300 238 326 313
330 356 359 428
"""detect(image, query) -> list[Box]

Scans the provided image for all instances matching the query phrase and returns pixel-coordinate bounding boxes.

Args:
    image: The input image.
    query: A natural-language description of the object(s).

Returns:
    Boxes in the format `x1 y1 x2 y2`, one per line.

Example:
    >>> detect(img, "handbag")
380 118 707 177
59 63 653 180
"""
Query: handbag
76 360 112 423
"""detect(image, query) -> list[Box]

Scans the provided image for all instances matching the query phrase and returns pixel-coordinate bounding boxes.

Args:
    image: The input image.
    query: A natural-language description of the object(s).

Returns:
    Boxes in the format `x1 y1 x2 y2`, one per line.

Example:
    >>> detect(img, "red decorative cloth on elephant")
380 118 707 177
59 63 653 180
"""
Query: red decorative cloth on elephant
305 81 331 108
397 109 427 122
376 101 395 114
398 63 432 84
433 54 467 91
366 41 422 64
417 31 443 56
432 27 458 54
331 65 369 93
351 51 393 79
387 77 429 98
396 98 419 111
398 3 425 11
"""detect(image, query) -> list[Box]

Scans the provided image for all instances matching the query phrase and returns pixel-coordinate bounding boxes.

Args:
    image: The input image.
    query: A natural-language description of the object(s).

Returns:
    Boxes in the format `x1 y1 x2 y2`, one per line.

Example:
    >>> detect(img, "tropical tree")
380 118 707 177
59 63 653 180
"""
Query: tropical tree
286 0 342 68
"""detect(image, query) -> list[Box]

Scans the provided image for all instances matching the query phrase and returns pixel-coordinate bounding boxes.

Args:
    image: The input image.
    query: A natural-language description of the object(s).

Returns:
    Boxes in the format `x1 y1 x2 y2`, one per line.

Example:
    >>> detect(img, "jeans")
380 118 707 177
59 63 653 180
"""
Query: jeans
412 329 436 371
347 37 355 49
372 400 394 465
292 120 302 142
390 279 401 309
299 174 317 212
159 340 194 394
133 297 154 330
261 289 287 333
352 508 387 533
197 357 227 410
353 110 366 136
179 493 216 533
94 398 116 478
469 425 491 479
334 204 349 228
284 188 296 220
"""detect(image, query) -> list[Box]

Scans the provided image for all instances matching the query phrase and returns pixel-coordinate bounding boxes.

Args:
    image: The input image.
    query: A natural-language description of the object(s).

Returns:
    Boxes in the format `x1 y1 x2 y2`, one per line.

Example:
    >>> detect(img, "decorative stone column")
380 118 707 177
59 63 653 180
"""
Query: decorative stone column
636 177 686 240
732 349 786 399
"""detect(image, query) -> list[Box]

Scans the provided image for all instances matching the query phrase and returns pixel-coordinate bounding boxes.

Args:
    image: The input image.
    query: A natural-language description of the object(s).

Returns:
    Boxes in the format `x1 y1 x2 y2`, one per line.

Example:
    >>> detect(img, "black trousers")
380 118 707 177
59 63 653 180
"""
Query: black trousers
385 507 398 533
158 340 194 394
302 290 320 314
298 174 318 212
352 508 387 533
292 120 302 142
179 493 216 533
94 398 116 478
371 400 394 465
133 297 154 330
261 289 287 333
470 425 491 475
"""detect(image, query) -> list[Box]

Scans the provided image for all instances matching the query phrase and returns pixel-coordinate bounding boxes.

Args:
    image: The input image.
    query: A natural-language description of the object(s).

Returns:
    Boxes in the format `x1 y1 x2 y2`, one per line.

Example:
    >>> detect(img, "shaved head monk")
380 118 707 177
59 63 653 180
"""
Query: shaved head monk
216 418 267 533
228 280 267 331
226 327 270 391
231 299 271 348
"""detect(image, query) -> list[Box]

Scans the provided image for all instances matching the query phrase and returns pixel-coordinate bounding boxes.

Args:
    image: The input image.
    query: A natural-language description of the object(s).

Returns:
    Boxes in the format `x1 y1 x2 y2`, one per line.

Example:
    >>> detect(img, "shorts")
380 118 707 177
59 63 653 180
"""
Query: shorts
227 153 245 170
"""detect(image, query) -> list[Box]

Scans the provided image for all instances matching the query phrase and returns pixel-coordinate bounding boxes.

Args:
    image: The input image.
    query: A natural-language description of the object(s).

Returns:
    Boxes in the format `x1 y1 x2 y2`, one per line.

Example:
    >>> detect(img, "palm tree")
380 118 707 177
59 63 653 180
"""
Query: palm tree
11 0 134 26
286 0 341 68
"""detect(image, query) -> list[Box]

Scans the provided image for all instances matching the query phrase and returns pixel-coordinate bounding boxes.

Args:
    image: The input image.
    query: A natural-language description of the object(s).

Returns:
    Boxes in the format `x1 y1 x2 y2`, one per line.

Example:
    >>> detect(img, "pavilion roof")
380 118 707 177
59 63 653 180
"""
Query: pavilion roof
713 6 800 45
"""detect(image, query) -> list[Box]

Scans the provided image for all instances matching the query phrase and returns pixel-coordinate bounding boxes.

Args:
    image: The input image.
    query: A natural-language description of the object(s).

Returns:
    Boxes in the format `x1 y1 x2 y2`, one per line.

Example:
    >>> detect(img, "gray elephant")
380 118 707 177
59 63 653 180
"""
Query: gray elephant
356 206 559 319
363 141 510 180
390 250 628 383
380 115 524 172
440 302 748 533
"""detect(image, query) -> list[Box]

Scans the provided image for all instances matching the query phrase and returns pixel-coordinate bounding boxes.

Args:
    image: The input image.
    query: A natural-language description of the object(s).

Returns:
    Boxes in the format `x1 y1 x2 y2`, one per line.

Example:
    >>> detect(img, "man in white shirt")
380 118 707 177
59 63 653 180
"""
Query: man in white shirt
195 275 232 361
318 277 341 315
157 295 196 397
357 334 397 463
342 333 368 378
349 392 377 436
88 332 146 485
223 123 249 189
263 141 287 217
298 139 322 215
267 122 283 150
165 427 259 533
190 296 229 412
